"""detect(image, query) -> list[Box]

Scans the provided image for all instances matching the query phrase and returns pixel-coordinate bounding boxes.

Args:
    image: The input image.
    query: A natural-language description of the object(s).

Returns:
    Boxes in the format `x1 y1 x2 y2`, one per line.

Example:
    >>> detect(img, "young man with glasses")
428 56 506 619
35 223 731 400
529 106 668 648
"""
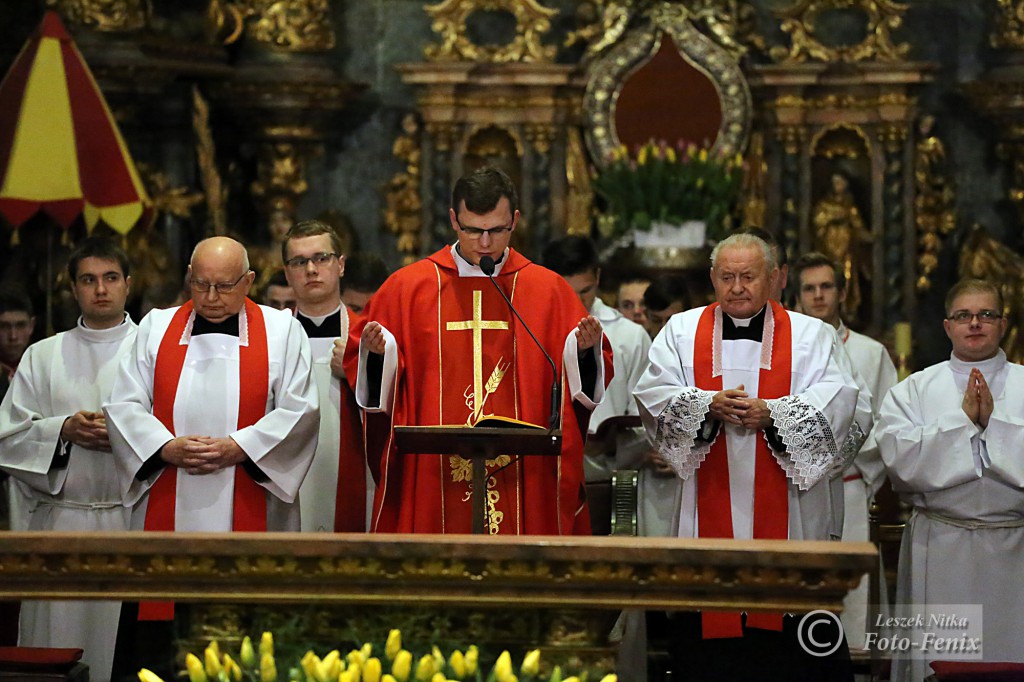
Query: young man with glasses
876 278 1024 681
793 251 897 649
281 219 370 533
357 166 611 535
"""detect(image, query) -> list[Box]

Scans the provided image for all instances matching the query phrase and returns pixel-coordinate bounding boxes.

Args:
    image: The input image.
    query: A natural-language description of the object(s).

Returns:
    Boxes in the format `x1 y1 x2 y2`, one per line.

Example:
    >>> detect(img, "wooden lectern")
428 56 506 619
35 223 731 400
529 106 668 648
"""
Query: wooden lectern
393 426 561 534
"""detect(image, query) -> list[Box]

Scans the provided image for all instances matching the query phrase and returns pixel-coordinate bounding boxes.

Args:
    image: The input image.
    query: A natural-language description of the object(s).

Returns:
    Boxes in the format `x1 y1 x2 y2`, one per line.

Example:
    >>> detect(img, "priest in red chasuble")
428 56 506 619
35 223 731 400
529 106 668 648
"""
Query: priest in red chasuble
356 166 613 535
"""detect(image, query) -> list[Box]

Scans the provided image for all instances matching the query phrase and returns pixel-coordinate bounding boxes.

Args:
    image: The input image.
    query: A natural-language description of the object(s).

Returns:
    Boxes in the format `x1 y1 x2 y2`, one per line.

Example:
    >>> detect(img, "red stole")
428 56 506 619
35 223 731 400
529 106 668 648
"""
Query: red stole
139 299 270 620
693 301 791 638
334 310 369 532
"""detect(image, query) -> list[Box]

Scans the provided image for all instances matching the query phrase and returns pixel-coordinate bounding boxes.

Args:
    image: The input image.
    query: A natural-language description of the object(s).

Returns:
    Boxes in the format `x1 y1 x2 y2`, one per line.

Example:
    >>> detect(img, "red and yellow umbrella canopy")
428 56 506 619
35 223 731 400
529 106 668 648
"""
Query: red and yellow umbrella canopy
0 11 151 237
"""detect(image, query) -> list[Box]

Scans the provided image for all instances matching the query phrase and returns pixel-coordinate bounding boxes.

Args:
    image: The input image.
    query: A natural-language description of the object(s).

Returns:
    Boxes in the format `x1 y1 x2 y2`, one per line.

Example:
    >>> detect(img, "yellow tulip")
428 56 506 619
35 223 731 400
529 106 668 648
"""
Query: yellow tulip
563 677 580 682
138 669 165 682
519 649 540 676
260 633 275 659
261 653 278 682
666 147 677 163
240 637 257 669
361 644 373 660
414 654 435 681
391 650 412 682
185 653 208 682
223 654 243 682
346 662 362 682
598 675 618 682
493 651 513 681
638 147 648 166
447 651 465 678
321 651 343 682
205 647 223 679
301 651 321 682
363 657 382 682
339 672 354 682
385 630 402 662
699 148 708 161
346 650 365 668
382 677 397 682
463 647 478 675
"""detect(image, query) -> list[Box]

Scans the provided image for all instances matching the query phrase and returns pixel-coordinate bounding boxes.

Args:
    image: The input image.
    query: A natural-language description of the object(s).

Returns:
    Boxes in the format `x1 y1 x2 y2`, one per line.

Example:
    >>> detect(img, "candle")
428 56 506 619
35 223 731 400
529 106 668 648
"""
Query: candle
893 322 912 356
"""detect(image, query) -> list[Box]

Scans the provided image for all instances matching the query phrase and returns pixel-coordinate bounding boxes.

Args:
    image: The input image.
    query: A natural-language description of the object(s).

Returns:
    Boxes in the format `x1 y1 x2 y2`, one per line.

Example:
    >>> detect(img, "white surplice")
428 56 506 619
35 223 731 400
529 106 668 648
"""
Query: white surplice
838 323 897 648
876 350 1024 682
584 298 651 481
104 304 319 532
0 315 137 682
296 305 372 532
634 305 861 541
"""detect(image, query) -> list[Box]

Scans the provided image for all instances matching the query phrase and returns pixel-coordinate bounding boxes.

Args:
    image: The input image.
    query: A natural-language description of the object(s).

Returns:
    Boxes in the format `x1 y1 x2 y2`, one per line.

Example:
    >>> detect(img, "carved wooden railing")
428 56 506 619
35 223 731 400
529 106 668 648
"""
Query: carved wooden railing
0 532 875 613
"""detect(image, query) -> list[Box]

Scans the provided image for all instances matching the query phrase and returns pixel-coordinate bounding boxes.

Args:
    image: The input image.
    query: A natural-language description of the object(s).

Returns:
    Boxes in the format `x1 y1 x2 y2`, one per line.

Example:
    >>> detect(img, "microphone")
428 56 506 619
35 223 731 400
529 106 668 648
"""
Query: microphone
479 255 561 430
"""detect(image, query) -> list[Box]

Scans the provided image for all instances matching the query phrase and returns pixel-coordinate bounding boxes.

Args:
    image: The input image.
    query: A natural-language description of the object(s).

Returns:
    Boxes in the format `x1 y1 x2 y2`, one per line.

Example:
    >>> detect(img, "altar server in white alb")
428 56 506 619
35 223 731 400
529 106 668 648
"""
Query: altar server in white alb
282 219 369 532
632 233 862 680
0 238 137 682
877 278 1024 682
794 251 897 648
105 236 318 543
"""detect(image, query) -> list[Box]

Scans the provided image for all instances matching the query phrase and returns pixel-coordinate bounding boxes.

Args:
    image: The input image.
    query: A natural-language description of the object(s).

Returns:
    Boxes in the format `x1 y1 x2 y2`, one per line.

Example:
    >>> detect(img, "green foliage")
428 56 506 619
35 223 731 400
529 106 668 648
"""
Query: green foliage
591 139 742 241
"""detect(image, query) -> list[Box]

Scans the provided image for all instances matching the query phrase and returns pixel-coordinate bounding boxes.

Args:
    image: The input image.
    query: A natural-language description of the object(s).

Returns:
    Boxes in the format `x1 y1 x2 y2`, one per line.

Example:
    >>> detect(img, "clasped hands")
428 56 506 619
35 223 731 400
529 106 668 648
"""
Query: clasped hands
160 435 247 475
60 411 111 452
709 384 773 430
962 367 993 429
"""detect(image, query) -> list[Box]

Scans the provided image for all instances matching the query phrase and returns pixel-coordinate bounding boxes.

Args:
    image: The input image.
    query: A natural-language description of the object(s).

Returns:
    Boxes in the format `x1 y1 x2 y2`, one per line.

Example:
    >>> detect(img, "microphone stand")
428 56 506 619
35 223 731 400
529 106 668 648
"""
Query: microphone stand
479 255 561 431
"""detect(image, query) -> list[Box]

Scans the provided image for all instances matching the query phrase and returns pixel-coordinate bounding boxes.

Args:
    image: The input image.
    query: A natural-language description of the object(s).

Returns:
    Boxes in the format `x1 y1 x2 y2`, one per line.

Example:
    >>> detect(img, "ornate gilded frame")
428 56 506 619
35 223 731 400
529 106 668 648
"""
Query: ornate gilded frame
583 4 752 168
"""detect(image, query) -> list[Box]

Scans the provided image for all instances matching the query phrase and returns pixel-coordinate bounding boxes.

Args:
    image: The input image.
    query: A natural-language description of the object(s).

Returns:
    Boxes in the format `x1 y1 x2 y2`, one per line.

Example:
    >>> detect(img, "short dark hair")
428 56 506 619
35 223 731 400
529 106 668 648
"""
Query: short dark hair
541 235 599 277
737 226 787 267
792 252 845 291
945 278 1003 315
643 274 688 311
341 252 390 293
281 219 345 263
0 289 34 317
67 237 130 281
451 166 519 216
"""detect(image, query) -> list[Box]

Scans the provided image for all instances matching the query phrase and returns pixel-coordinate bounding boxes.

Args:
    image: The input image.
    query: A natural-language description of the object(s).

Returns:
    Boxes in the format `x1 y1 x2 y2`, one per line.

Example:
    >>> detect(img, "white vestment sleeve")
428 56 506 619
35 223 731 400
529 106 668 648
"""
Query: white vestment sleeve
104 314 176 506
977 401 1024 486
230 316 319 503
876 374 982 493
0 344 69 495
633 317 716 480
563 330 607 410
355 324 398 414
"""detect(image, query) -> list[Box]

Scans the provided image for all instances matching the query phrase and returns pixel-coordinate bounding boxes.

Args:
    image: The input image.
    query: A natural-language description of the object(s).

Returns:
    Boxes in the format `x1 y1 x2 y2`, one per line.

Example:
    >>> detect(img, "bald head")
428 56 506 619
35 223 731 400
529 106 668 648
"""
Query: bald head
188 237 255 323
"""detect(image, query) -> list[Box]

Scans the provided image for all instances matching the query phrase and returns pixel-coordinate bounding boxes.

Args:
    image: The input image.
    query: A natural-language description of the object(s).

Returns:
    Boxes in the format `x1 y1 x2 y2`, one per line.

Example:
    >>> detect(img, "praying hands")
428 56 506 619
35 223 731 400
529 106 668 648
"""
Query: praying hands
962 367 994 429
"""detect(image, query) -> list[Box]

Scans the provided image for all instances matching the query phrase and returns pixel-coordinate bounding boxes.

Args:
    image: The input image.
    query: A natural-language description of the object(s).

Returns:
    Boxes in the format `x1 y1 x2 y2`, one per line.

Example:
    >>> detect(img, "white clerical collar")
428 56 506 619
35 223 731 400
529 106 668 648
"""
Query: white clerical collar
450 243 509 278
949 348 1007 376
76 313 134 343
726 305 766 328
298 304 341 326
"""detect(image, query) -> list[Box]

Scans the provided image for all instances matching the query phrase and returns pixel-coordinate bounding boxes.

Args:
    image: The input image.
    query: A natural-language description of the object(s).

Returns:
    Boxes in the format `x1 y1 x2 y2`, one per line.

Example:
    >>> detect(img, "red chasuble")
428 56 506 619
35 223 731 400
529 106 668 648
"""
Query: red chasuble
365 247 612 535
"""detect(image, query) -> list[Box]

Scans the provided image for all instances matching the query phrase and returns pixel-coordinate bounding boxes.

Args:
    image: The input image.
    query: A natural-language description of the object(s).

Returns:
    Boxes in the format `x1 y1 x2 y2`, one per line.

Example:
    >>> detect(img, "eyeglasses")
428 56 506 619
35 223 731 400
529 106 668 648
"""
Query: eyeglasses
455 217 513 239
284 252 338 269
947 309 1003 325
190 271 250 294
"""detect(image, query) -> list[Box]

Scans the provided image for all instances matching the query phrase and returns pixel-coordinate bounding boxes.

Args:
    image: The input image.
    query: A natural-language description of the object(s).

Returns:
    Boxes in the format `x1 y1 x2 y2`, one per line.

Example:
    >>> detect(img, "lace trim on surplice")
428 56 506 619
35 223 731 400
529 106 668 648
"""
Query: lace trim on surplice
655 388 717 479
829 419 866 479
764 394 837 490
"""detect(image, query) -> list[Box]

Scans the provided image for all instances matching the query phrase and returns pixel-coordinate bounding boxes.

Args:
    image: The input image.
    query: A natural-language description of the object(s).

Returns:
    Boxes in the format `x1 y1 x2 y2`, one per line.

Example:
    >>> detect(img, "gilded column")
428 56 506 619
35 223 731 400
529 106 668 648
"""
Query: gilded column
777 125 803 264
879 124 907 326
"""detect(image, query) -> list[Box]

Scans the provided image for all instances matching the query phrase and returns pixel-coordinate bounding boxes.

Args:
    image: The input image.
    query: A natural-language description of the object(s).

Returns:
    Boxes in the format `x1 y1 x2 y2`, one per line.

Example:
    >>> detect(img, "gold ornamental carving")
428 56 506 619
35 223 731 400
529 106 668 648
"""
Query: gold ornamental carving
192 87 228 237
234 0 336 51
770 0 910 64
913 115 956 292
992 0 1024 50
46 0 148 31
424 0 557 63
960 225 1024 364
584 2 752 168
565 127 595 236
384 114 424 266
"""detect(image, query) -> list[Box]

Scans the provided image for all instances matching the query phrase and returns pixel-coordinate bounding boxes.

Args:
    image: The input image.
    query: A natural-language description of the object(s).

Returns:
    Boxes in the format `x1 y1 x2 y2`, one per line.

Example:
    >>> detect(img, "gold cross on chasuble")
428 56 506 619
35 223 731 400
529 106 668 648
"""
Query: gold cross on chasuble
446 290 509 424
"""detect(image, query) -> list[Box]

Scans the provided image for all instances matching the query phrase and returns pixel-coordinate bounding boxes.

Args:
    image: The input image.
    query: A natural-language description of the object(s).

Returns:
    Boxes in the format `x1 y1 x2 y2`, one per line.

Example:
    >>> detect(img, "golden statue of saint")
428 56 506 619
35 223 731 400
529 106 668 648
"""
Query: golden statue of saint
812 172 873 319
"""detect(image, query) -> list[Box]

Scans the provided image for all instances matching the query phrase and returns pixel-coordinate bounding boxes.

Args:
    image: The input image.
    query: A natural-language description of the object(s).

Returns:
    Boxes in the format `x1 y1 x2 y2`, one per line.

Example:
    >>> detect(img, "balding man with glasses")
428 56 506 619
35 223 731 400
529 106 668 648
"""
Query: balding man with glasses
877 278 1024 681
105 236 319 540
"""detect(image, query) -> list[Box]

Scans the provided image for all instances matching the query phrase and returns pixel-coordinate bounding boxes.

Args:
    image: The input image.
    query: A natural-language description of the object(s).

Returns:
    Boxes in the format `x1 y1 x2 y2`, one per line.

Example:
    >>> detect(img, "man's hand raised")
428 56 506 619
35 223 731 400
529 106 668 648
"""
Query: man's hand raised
60 411 111 452
576 315 602 352
362 321 386 355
